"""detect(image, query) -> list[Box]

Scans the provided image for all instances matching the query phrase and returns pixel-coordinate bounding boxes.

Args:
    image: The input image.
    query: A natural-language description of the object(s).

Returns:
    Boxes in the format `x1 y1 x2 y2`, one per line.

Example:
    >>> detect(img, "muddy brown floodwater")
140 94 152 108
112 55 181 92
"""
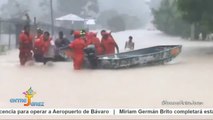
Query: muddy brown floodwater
0 30 213 119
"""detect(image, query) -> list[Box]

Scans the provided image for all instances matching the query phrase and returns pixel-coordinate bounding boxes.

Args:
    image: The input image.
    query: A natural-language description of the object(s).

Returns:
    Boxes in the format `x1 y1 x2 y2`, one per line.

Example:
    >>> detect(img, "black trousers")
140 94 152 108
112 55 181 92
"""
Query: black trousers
43 58 54 65
34 54 54 65
34 54 44 62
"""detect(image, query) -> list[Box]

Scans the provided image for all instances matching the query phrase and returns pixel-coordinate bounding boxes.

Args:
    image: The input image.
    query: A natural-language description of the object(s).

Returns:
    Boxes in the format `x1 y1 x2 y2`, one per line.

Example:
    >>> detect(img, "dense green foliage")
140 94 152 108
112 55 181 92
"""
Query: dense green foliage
177 0 213 37
152 0 191 37
153 0 213 39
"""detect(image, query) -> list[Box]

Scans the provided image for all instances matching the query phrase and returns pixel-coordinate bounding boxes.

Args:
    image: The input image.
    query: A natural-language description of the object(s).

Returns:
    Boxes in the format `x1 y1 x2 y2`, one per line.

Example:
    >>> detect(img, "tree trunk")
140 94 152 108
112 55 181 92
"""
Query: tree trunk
190 23 195 40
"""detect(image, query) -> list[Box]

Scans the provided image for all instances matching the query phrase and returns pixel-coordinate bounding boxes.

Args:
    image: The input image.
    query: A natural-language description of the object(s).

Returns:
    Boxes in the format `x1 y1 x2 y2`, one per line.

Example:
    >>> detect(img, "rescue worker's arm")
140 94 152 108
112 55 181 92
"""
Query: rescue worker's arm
125 42 127 49
19 34 32 50
110 34 119 53
112 38 119 53
58 41 74 51
19 34 27 45
19 35 23 46
133 43 135 50
115 43 119 53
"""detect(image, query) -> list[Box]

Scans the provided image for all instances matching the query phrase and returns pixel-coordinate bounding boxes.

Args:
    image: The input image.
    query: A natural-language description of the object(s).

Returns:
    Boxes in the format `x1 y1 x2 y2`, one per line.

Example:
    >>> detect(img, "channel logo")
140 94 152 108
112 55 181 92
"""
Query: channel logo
10 87 44 107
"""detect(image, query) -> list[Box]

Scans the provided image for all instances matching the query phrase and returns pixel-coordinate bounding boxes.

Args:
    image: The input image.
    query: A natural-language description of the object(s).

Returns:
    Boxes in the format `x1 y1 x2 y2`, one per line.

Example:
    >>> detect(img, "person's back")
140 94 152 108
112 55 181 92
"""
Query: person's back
19 25 33 65
70 38 86 56
87 32 102 55
19 31 33 50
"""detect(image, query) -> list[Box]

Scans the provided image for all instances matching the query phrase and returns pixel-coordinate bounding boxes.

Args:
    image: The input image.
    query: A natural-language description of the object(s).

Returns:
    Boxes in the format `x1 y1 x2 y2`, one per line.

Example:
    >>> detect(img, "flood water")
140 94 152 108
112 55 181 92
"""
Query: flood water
0 29 213 119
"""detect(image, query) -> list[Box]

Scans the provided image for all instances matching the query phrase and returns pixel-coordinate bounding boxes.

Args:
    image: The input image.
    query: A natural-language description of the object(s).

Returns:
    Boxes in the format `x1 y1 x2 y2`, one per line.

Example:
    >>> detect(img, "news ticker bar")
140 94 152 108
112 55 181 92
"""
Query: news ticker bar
0 108 213 116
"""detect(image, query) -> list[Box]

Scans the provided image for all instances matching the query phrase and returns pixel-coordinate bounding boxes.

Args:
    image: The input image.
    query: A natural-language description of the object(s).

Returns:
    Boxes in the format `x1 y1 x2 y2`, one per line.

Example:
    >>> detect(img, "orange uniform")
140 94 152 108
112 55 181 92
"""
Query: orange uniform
84 33 92 46
69 37 86 70
34 37 43 55
34 36 52 54
89 32 103 55
101 36 117 55
19 32 33 65
41 38 52 54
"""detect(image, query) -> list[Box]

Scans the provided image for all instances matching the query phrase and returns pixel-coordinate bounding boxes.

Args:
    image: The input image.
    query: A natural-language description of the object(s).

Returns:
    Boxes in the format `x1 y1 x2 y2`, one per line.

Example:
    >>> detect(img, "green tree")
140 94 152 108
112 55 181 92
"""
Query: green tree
152 0 191 37
177 0 213 38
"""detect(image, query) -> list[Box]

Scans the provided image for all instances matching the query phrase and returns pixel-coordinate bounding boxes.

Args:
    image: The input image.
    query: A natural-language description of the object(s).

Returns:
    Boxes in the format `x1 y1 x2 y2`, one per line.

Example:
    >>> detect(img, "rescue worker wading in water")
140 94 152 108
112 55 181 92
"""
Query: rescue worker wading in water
68 31 86 70
41 31 54 65
19 25 33 66
87 32 103 55
33 28 44 62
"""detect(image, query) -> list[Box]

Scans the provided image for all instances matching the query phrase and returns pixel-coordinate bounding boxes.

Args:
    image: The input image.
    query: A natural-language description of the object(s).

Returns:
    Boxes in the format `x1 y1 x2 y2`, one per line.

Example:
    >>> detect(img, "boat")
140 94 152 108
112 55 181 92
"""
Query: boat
84 45 182 69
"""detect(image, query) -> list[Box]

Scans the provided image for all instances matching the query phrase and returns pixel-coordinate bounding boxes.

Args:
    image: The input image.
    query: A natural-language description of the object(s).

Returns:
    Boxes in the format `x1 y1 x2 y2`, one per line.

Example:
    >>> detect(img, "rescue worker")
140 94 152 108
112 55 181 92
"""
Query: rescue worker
89 32 103 55
19 25 33 66
81 29 91 46
125 36 135 51
68 31 86 70
101 32 119 55
33 28 44 62
41 31 54 64
101 30 114 40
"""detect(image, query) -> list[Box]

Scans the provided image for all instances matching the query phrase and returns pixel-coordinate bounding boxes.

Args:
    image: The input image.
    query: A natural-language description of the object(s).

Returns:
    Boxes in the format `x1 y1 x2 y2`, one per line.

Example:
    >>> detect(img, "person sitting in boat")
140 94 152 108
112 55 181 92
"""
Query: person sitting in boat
101 31 119 55
55 31 70 61
125 36 135 51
